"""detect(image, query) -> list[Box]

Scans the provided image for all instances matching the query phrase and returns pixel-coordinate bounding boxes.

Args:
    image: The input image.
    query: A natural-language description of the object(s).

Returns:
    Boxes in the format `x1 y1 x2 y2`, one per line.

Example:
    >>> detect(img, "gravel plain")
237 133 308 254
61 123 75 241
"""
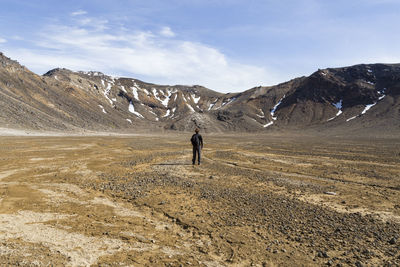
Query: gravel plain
0 133 399 266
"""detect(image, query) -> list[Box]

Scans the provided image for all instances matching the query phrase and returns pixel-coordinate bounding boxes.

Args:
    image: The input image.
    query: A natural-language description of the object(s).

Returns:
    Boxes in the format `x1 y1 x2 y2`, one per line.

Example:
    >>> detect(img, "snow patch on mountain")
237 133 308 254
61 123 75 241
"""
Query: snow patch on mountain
208 99 218 111
191 93 201 104
131 86 139 101
346 116 357 122
128 101 144 118
103 81 114 105
98 105 107 114
327 100 343 121
147 108 158 117
361 103 376 114
378 88 386 100
186 103 195 113
159 89 172 107
163 109 170 117
143 89 150 96
263 121 274 128
257 109 265 118
271 95 285 120
222 97 236 107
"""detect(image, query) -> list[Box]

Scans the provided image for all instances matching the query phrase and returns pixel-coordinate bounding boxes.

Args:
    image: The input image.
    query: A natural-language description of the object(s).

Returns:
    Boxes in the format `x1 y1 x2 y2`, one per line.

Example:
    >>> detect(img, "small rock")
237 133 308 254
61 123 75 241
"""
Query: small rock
324 192 337 196
262 208 268 216
209 175 214 179
355 261 363 267
273 249 278 254
389 237 397 244
317 251 329 258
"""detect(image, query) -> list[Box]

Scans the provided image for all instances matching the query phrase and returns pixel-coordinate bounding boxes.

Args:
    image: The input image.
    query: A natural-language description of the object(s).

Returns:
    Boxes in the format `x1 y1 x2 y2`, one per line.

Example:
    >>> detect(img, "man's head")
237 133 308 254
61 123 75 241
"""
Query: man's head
195 128 199 133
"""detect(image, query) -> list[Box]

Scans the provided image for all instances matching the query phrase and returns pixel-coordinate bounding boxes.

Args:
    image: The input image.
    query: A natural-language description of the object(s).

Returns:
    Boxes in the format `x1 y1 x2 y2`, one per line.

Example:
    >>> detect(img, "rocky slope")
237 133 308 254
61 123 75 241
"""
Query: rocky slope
1 52 399 134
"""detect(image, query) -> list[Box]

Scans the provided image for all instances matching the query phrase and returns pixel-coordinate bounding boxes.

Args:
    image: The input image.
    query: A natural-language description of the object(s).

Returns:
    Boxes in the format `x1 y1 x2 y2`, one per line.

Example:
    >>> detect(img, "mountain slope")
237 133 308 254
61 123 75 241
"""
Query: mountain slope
0 52 399 134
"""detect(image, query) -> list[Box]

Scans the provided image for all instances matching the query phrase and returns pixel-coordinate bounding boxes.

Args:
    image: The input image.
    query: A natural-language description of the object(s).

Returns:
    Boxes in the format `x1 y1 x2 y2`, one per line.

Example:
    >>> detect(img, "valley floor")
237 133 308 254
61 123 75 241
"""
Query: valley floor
0 134 399 266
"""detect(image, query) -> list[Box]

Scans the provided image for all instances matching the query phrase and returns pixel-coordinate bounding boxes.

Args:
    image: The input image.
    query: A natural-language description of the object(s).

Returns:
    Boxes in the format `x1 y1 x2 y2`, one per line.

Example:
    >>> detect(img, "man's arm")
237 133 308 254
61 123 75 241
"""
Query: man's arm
199 135 203 148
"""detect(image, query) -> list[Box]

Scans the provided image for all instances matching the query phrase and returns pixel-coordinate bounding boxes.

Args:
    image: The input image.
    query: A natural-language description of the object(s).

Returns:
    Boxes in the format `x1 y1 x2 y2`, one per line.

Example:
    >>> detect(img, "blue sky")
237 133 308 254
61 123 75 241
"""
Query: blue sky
0 0 399 92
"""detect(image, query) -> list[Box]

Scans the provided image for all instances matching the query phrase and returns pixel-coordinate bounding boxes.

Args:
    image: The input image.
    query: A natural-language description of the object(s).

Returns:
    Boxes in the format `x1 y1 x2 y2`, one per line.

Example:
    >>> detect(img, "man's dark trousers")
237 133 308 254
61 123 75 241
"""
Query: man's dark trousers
192 145 201 165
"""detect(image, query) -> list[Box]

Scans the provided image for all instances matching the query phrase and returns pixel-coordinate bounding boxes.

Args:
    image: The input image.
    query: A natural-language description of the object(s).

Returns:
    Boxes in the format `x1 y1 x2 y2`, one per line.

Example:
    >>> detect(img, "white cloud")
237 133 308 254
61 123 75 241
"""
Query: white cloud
160 26 175 38
0 37 7 44
3 20 274 92
71 10 87 16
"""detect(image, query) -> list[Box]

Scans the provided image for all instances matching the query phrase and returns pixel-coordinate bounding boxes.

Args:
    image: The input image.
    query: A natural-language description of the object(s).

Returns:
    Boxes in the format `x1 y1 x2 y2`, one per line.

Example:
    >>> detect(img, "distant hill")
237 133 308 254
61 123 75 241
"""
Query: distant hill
1 52 399 135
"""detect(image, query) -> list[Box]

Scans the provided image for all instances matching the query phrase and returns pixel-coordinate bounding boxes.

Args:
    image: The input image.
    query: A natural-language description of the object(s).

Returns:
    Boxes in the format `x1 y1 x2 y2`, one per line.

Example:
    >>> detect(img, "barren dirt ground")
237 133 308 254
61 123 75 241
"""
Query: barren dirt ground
0 134 399 266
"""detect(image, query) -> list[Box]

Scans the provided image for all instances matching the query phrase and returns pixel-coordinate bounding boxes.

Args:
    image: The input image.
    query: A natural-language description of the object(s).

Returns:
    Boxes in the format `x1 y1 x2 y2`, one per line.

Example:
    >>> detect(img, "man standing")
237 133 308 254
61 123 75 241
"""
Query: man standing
191 128 203 165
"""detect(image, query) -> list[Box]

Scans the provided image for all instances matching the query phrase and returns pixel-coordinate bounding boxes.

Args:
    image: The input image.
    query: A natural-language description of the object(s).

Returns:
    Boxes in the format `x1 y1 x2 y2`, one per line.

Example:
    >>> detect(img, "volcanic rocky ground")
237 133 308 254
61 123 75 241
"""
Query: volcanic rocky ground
0 133 399 266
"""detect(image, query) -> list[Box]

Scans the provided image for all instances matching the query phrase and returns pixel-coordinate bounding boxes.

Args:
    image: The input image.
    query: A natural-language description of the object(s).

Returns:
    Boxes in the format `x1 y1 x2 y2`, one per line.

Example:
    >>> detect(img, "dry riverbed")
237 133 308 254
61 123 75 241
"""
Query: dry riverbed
0 134 399 266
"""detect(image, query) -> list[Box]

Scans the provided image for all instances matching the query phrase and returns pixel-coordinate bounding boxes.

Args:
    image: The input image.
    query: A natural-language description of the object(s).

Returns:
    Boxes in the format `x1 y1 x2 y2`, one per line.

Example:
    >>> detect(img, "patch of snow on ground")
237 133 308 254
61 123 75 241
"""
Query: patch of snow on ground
173 94 177 101
120 85 127 93
128 101 144 118
271 95 285 120
361 103 376 115
54 75 59 81
208 99 218 111
146 107 158 119
365 81 375 85
263 121 274 128
149 109 157 116
163 109 170 117
112 98 116 102
161 96 169 107
257 109 265 118
143 89 150 96
103 82 113 105
327 100 343 121
378 88 386 100
131 87 139 101
191 93 201 104
367 69 373 73
186 103 195 113
126 119 132 123
333 100 342 110
346 116 357 122
157 89 171 107
98 105 107 114
221 97 236 107
101 80 105 87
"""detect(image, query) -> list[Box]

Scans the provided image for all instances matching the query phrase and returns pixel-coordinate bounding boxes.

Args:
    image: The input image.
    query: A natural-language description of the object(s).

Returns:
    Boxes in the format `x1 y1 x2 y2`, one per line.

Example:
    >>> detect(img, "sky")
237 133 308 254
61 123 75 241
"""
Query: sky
0 0 399 93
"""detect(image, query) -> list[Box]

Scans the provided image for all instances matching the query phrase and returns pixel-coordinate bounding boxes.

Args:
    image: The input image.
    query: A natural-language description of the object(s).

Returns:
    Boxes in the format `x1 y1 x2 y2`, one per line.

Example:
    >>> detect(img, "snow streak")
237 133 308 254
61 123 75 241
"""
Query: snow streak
128 101 144 118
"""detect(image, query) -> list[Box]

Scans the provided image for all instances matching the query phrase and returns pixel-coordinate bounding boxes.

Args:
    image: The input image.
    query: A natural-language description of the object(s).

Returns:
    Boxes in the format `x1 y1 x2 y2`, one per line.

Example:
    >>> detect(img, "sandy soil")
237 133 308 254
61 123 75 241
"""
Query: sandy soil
0 134 399 266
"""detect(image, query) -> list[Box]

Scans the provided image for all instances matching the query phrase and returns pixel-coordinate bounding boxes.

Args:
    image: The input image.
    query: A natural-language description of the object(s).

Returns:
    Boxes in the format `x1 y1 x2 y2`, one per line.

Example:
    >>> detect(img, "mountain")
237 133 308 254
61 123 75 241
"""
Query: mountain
1 52 399 135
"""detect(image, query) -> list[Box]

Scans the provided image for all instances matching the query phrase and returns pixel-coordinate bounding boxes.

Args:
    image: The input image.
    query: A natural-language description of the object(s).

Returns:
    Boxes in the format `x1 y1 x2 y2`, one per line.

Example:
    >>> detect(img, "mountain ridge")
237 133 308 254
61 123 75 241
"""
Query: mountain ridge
1 52 399 135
